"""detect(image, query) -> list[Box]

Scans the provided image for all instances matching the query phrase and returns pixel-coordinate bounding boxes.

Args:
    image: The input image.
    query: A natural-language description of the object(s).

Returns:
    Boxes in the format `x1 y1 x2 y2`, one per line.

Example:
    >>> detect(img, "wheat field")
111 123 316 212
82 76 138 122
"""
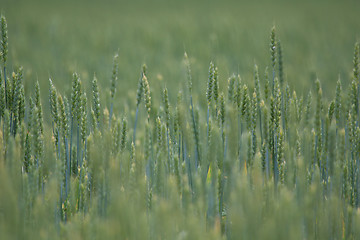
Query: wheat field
1 0 360 239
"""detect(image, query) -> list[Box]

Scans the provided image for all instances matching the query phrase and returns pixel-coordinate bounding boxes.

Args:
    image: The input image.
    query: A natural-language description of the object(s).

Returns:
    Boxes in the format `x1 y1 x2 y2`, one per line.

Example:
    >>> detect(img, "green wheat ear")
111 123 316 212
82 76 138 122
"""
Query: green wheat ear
314 79 323 135
241 84 250 128
24 131 31 173
0 72 4 119
49 78 59 126
80 92 88 143
136 69 144 108
71 72 81 121
227 74 236 103
1 15 8 66
142 63 147 76
270 26 276 66
304 90 312 127
235 75 242 109
12 67 24 135
143 74 151 122
17 81 26 124
353 42 359 81
335 78 342 125
110 53 119 100
120 116 127 153
92 74 101 126
207 61 215 106
184 52 192 94
163 87 170 129
270 26 277 95
350 79 358 114
58 94 69 140
251 90 257 130
34 80 44 135
328 101 335 123
270 26 276 69
33 105 44 161
213 66 219 105
254 64 261 103
277 39 284 87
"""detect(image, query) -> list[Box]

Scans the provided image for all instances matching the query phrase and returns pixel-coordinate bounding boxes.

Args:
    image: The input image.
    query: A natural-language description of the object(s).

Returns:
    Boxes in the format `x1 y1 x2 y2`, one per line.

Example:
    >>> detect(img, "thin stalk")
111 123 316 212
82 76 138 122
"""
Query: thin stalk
274 135 278 189
259 108 263 144
65 136 70 199
266 146 269 180
109 102 113 128
166 128 171 173
184 142 193 195
238 112 241 171
207 105 210 140
133 106 139 142
190 95 200 168
69 117 73 178
77 125 80 173
178 133 181 166
3 66 6 108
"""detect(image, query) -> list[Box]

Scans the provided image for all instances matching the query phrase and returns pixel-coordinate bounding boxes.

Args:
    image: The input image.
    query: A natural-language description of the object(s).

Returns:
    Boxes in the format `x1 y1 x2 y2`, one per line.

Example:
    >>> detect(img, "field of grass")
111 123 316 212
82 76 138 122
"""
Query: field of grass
1 0 360 239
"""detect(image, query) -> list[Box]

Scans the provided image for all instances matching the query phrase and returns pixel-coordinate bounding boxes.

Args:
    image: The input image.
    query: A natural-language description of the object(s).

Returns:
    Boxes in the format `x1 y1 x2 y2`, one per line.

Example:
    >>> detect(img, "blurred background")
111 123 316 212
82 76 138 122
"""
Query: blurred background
1 0 360 107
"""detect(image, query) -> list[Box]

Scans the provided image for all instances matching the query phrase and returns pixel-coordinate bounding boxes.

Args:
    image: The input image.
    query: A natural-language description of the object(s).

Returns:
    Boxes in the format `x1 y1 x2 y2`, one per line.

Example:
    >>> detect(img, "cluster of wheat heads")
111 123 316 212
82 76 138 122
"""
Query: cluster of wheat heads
1 15 360 239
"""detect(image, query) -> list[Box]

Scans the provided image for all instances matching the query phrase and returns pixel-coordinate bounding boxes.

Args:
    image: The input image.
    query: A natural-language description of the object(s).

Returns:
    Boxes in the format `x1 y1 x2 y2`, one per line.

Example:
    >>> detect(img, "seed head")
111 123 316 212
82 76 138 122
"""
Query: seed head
80 92 88 143
24 132 31 173
18 84 25 124
163 87 170 129
184 52 192 94
35 81 44 134
213 67 219 104
350 79 358 114
304 91 312 126
335 78 342 123
143 74 151 121
235 75 242 109
278 39 284 86
353 42 359 81
33 106 44 159
251 90 258 130
49 78 59 126
120 116 127 152
110 53 119 99
136 69 144 107
270 26 277 69
207 62 215 105
1 15 8 66
58 94 69 140
241 85 250 127
328 100 335 123
92 74 100 126
71 72 81 121
227 74 236 102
